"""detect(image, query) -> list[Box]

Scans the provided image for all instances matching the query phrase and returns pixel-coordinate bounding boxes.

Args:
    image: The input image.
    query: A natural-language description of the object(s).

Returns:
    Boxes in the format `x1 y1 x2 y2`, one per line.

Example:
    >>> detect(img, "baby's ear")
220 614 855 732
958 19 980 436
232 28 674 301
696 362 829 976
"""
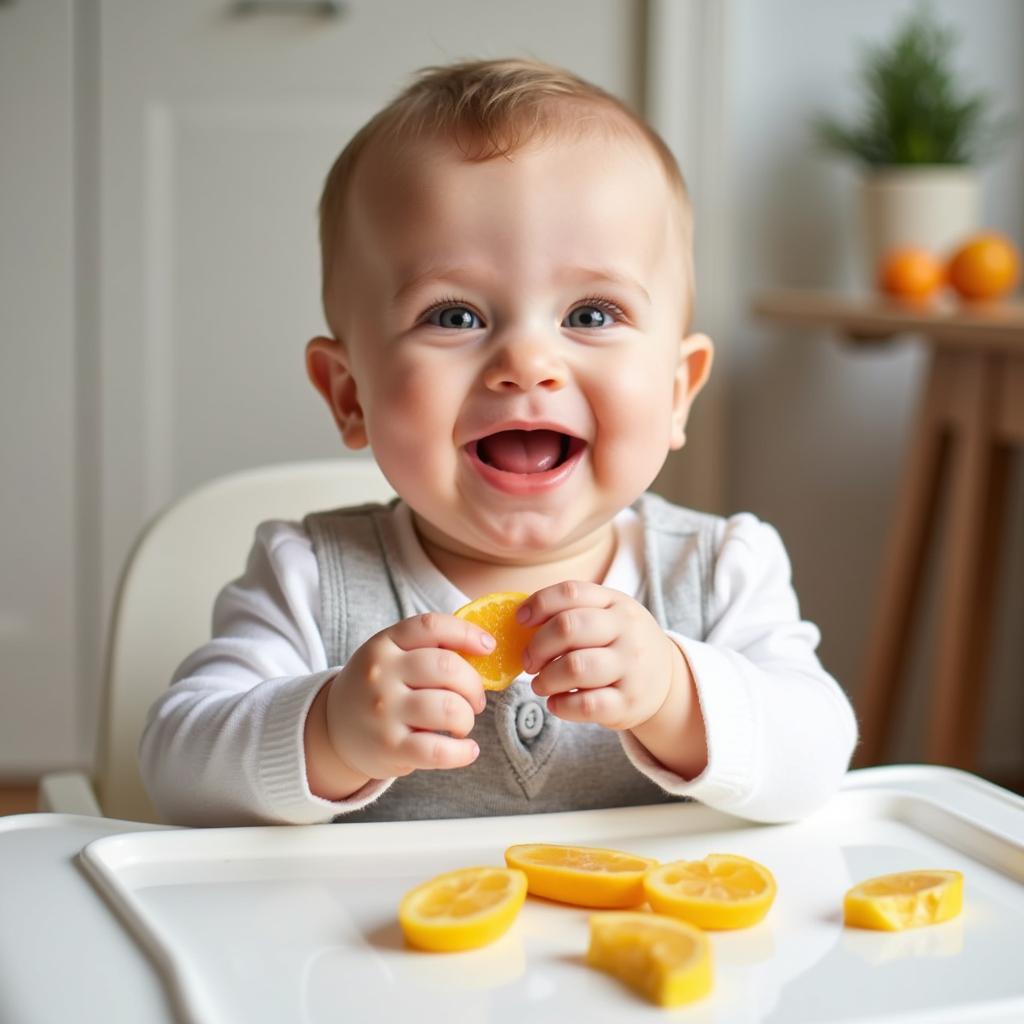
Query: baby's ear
669 333 714 450
305 336 368 449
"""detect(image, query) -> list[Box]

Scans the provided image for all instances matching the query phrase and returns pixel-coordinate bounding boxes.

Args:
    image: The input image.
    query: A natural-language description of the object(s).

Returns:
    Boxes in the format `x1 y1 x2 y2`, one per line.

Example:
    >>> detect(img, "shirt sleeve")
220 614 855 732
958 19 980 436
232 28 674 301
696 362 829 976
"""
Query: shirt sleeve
620 513 859 823
138 521 394 826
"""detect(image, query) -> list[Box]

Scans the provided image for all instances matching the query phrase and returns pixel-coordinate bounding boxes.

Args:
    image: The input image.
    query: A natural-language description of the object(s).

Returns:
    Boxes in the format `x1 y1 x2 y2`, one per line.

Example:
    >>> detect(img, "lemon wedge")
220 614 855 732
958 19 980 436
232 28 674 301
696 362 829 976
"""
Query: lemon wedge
644 853 777 930
843 870 963 931
587 911 713 1007
454 592 535 691
399 866 527 951
505 843 658 908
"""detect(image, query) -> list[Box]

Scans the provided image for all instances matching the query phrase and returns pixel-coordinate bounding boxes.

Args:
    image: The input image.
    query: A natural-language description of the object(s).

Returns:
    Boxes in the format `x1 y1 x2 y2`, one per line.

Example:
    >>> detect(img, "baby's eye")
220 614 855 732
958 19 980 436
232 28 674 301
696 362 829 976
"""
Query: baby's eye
425 304 482 330
563 301 622 329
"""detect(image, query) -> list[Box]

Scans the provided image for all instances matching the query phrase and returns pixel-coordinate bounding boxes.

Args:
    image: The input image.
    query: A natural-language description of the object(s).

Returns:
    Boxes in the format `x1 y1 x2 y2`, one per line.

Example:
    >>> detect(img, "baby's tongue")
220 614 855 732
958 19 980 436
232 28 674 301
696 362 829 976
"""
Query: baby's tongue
477 429 564 474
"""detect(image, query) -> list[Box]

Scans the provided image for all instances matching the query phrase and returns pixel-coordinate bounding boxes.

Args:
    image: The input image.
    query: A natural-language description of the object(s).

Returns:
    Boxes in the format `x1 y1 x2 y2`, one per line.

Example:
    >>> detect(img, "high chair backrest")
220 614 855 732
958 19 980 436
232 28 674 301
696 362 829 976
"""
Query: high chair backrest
95 458 396 823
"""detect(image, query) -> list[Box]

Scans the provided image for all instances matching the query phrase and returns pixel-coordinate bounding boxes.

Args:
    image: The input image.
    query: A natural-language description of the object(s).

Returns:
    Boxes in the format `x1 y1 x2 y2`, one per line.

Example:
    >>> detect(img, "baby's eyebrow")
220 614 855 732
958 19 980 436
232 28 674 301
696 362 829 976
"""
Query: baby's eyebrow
556 266 651 305
393 264 652 305
393 265 491 304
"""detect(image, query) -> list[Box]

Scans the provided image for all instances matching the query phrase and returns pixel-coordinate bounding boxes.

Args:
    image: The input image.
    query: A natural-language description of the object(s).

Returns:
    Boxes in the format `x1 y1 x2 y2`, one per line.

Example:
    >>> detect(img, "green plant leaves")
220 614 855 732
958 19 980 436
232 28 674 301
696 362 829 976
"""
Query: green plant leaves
813 4 1011 167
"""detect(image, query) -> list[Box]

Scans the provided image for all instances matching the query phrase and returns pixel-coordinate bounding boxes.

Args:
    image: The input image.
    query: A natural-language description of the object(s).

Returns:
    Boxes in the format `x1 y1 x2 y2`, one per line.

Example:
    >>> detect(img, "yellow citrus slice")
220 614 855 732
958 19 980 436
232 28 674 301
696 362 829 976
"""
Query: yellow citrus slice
644 854 777 930
505 843 658 908
398 866 528 952
587 911 713 1008
454 591 536 691
843 870 963 931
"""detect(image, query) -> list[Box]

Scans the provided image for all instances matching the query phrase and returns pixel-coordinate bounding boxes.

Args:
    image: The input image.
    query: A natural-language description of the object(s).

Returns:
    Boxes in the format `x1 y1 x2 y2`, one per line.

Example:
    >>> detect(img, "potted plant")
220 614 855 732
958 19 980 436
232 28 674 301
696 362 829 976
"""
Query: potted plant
814 4 1012 278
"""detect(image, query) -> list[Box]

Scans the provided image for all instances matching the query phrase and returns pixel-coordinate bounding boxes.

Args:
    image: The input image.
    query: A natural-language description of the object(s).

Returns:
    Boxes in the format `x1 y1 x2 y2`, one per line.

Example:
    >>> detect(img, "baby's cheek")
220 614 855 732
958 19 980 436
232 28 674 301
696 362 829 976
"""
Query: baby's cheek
591 379 675 476
364 365 462 495
373 367 444 438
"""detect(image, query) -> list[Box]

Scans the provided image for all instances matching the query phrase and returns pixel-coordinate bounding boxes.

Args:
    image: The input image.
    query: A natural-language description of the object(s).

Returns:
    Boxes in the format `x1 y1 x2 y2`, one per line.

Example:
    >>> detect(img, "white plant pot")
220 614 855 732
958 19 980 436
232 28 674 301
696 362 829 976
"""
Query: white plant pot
861 166 980 282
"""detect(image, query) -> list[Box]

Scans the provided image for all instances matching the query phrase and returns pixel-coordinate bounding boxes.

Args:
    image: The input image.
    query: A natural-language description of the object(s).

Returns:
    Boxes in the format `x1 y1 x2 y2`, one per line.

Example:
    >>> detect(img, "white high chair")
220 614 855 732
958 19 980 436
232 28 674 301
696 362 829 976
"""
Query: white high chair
39 458 395 823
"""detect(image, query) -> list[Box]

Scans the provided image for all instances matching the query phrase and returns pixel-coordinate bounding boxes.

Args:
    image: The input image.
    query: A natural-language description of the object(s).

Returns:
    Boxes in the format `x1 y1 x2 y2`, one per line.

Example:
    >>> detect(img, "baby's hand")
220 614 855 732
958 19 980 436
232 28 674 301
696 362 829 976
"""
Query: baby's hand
520 581 680 731
322 613 492 781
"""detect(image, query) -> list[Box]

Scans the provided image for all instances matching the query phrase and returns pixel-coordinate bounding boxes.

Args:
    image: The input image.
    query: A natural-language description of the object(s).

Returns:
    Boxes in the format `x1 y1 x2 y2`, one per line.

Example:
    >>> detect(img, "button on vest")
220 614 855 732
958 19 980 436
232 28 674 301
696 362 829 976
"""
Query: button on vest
515 699 545 741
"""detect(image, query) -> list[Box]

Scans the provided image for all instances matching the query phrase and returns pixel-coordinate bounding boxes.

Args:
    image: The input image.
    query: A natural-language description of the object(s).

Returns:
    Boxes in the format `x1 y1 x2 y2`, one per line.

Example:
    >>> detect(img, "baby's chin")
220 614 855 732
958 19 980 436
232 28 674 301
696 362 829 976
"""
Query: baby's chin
420 506 607 566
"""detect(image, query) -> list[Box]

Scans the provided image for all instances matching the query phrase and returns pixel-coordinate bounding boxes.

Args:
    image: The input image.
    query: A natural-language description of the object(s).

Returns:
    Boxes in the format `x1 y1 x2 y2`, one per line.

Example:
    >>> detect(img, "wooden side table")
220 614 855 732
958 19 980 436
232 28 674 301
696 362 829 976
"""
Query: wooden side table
752 289 1024 771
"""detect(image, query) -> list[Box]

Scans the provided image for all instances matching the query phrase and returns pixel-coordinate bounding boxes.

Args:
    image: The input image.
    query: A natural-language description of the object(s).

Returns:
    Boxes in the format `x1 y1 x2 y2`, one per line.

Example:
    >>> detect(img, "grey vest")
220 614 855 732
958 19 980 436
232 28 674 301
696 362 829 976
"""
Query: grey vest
304 492 721 822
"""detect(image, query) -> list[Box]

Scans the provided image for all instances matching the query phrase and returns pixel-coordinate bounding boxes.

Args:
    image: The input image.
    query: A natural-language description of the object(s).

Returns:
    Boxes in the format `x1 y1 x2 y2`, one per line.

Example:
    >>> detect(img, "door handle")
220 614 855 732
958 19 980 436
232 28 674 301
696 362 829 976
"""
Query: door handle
231 1 345 15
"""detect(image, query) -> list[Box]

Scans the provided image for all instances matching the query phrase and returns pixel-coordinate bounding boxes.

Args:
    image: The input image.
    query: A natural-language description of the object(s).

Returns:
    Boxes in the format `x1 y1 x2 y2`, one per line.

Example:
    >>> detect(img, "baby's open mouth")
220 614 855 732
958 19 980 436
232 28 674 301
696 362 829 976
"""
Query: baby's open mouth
469 429 586 475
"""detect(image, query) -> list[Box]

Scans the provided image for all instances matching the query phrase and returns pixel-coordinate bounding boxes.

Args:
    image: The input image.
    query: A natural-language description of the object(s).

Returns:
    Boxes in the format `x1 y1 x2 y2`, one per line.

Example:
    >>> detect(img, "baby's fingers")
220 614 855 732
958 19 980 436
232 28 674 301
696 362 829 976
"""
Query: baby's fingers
401 688 477 738
517 580 613 627
547 686 624 727
390 612 495 656
397 730 480 772
523 606 617 674
401 647 487 712
531 646 619 697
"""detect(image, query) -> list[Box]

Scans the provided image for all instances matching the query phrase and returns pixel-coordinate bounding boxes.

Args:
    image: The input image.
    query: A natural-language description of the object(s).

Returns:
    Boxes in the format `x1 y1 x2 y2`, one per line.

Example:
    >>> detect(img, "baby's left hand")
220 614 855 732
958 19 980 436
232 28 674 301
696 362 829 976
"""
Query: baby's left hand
519 581 681 731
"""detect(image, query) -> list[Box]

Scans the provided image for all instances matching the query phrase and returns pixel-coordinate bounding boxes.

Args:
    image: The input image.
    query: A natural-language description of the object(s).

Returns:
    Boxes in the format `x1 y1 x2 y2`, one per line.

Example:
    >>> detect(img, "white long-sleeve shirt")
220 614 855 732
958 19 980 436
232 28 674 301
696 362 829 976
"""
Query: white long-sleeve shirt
140 502 858 826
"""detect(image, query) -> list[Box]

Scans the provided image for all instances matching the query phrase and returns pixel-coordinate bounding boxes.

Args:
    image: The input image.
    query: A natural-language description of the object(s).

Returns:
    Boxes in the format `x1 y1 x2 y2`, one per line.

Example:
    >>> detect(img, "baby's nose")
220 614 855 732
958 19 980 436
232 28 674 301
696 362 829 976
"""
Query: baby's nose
482 339 567 393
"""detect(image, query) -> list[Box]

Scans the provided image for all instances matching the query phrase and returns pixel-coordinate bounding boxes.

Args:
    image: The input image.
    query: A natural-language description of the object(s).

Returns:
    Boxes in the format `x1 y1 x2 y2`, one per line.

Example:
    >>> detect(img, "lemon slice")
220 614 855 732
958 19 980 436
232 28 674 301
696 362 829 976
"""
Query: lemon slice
454 592 536 691
505 843 658 908
587 911 713 1007
843 870 963 931
644 853 777 930
399 866 527 951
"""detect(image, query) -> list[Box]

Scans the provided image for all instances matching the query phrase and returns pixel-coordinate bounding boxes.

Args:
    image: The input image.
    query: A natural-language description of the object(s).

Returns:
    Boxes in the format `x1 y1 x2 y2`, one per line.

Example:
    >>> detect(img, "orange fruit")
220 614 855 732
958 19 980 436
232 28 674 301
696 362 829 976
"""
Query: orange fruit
843 869 963 931
504 843 658 908
877 246 945 301
587 911 713 1007
948 232 1021 300
398 866 528 951
644 854 777 930
453 591 536 690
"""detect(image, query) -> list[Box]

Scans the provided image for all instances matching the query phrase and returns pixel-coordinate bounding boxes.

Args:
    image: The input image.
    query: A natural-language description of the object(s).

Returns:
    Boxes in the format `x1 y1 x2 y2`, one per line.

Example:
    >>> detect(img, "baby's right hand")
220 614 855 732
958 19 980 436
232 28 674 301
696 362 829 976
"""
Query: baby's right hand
323 612 493 781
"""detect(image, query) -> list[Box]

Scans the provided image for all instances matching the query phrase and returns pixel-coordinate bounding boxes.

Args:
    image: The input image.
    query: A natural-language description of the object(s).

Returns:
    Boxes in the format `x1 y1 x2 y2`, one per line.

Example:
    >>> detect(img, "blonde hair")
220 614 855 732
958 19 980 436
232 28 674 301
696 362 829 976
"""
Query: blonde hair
318 57 692 312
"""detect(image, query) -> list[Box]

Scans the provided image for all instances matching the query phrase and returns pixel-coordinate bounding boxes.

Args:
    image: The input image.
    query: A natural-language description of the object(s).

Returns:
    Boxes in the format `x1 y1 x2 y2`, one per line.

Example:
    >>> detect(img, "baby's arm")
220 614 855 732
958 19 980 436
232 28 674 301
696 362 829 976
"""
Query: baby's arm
139 522 336 825
622 514 859 823
520 515 857 824
139 522 487 825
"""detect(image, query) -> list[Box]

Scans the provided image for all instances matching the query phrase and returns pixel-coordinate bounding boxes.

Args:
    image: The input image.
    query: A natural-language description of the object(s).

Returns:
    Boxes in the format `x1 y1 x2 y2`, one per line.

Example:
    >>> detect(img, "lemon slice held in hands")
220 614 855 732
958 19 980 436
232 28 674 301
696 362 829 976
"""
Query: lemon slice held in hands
843 870 963 931
398 866 528 951
644 853 777 930
454 592 536 691
505 843 657 908
587 911 713 1008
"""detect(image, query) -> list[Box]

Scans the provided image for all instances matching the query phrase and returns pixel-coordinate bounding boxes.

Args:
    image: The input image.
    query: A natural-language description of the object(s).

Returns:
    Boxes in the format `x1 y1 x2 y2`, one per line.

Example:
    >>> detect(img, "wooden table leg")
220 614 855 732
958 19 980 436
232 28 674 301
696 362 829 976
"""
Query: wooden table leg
927 353 1019 768
926 352 1001 767
854 350 953 767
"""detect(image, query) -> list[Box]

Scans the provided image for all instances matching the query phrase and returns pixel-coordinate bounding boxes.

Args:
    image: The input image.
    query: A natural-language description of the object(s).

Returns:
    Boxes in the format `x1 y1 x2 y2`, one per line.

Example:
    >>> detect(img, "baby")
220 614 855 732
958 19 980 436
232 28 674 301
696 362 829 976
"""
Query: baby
140 58 857 826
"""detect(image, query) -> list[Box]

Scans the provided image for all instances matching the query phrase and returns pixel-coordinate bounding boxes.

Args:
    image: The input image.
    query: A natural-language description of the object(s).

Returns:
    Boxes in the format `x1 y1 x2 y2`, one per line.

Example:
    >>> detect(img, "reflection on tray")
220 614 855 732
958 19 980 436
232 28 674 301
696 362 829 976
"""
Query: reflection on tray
842 916 964 965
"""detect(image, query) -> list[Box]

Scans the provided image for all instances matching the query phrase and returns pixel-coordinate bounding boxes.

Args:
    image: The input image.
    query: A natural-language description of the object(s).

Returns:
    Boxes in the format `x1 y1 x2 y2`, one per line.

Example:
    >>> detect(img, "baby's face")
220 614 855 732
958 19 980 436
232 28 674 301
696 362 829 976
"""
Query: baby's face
312 129 711 563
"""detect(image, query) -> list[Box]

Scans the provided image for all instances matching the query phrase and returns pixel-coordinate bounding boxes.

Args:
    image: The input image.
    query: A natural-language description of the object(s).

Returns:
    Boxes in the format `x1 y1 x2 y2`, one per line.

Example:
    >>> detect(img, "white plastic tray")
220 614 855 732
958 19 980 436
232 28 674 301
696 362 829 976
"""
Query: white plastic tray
80 773 1024 1024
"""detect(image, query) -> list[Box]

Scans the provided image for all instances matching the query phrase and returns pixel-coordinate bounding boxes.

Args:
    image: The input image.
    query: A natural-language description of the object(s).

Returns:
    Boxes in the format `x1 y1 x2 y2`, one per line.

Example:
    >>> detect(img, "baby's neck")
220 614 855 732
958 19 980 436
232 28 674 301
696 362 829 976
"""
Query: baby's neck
415 518 618 599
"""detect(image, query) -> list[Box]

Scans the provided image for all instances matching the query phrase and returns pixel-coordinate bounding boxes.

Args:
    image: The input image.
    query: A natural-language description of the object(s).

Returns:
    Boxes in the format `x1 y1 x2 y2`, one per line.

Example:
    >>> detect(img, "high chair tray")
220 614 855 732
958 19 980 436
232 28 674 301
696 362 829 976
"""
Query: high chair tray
79 766 1024 1024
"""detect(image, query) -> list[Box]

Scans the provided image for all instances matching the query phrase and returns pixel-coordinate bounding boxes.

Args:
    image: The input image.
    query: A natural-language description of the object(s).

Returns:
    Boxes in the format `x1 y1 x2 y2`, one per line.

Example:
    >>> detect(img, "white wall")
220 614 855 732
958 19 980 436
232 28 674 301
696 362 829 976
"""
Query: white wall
726 0 1024 775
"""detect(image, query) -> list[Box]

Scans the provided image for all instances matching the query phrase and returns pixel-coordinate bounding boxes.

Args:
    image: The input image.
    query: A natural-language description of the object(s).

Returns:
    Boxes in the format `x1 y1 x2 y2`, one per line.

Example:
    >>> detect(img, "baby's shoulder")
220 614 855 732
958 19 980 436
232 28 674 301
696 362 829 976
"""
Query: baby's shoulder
637 493 788 562
638 492 762 538
250 517 315 556
635 491 723 537
251 500 397 553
